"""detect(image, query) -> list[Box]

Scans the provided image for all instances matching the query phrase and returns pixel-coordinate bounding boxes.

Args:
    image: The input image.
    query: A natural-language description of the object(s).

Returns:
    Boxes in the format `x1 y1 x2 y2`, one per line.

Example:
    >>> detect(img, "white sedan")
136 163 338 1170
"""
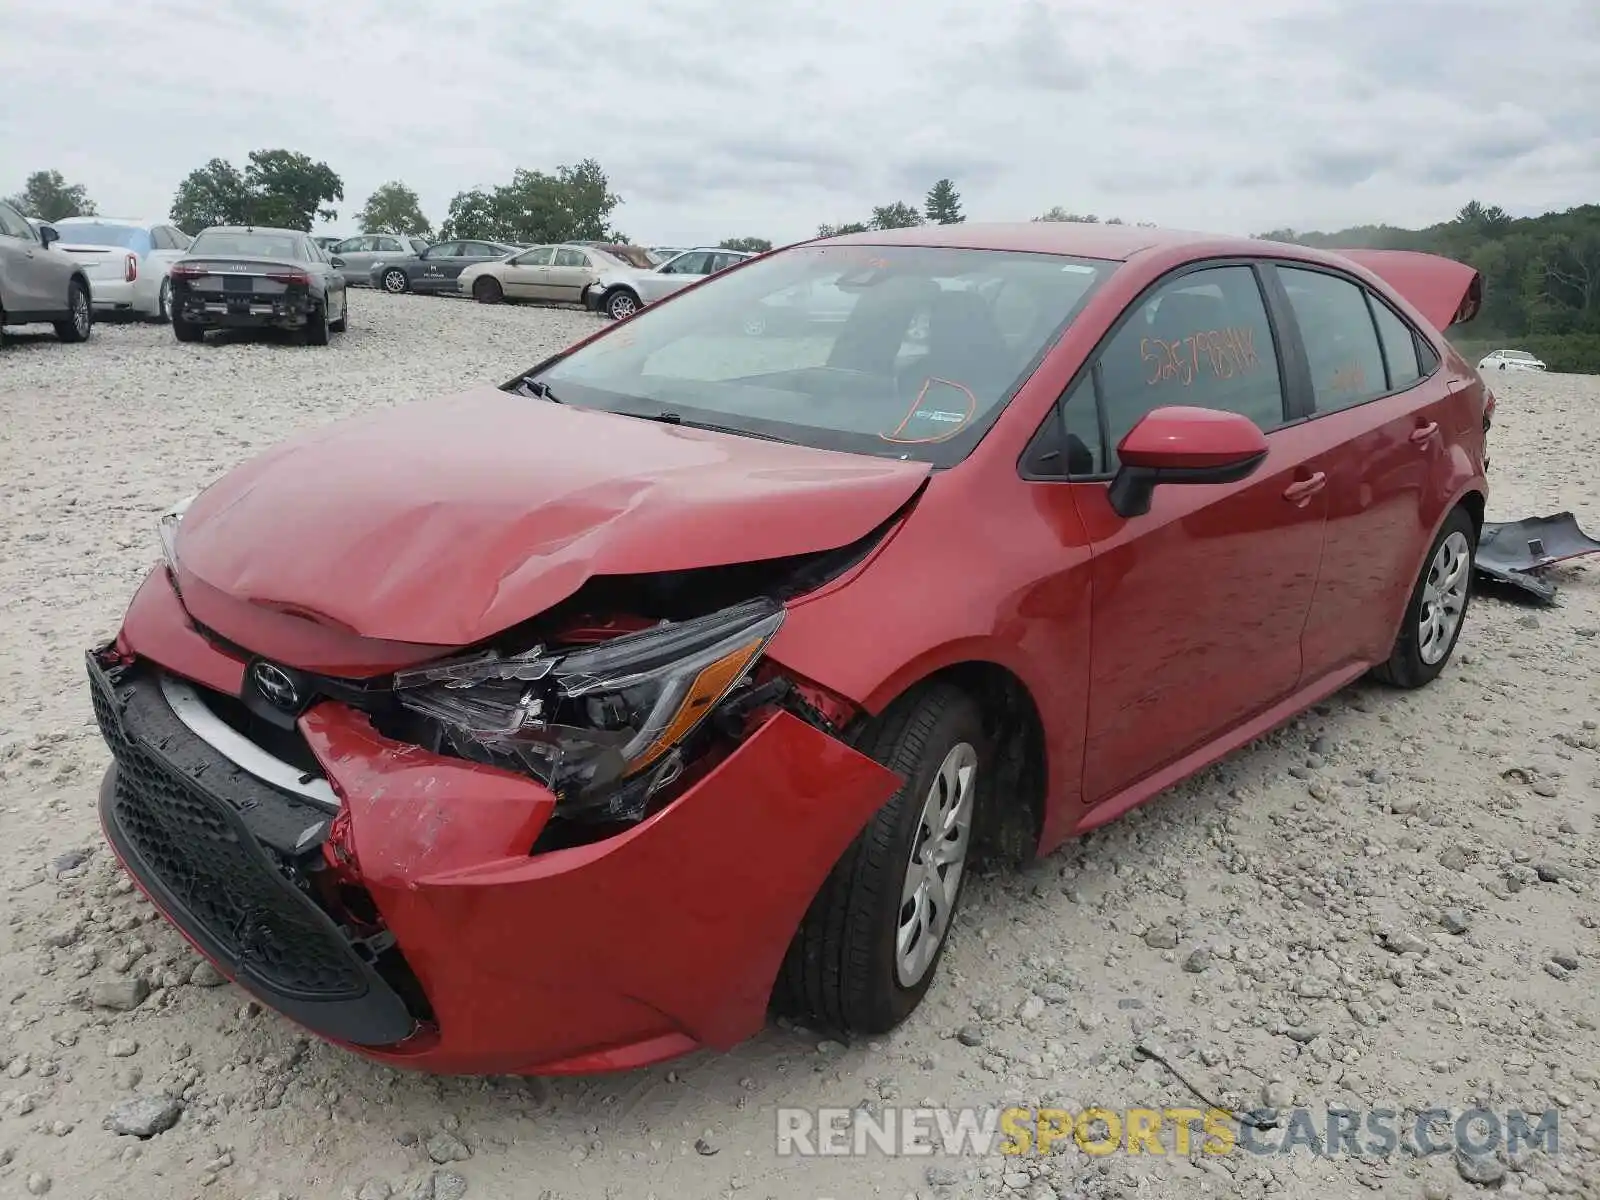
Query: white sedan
49 217 194 321
1478 348 1547 373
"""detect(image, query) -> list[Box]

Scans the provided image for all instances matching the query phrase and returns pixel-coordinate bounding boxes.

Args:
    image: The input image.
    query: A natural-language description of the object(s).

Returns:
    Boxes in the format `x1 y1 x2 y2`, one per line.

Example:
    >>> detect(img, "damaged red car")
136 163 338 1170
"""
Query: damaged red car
88 222 1490 1075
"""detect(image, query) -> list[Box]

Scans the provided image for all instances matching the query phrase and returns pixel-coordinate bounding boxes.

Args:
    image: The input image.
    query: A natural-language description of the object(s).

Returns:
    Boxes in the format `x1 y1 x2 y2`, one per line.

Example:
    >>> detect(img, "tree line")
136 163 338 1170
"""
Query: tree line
1258 201 1600 374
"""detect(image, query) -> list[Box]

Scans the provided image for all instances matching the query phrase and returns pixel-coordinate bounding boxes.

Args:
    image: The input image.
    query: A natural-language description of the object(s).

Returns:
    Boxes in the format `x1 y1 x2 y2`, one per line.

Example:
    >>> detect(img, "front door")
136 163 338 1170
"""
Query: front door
0 201 53 312
1066 263 1330 803
415 242 461 291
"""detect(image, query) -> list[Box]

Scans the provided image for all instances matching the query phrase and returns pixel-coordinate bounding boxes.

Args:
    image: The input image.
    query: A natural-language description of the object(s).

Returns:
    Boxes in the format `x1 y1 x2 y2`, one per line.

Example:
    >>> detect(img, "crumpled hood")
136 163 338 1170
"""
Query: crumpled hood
174 386 930 647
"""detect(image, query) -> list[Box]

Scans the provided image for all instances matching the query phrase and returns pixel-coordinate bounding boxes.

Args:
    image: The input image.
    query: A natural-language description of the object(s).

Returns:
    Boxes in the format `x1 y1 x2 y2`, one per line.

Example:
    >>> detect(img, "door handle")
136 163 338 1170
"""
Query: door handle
1409 421 1439 445
1282 472 1326 505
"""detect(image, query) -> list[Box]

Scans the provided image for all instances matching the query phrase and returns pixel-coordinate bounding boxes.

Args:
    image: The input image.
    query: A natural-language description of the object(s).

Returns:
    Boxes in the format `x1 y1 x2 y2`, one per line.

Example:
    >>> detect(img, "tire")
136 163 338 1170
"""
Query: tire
152 278 172 324
472 276 503 304
1371 505 1476 689
304 303 330 346
54 279 92 343
381 268 409 295
605 288 640 321
773 684 989 1035
172 316 204 343
329 292 347 333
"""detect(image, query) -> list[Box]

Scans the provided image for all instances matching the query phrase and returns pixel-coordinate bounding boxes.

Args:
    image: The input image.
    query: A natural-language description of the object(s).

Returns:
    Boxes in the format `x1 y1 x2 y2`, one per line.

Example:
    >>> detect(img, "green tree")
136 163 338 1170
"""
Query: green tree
170 150 343 232
4 169 97 221
357 181 432 237
242 149 343 230
817 221 870 237
170 158 250 230
439 188 499 241
870 201 924 230
1033 207 1099 223
720 236 773 252
924 178 964 224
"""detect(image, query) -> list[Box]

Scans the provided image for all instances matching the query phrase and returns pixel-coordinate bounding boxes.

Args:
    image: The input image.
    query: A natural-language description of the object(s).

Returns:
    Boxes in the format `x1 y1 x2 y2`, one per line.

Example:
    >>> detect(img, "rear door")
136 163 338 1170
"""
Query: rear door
333 236 375 282
1268 262 1470 677
1052 262 1331 803
546 247 595 302
501 246 555 298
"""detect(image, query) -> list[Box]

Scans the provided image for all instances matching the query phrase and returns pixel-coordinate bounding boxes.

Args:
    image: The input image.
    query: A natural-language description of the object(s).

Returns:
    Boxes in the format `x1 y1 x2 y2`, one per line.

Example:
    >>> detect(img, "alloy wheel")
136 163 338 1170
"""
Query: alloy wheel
158 279 171 322
895 742 976 987
608 292 637 320
1418 530 1471 665
72 289 90 338
383 270 407 294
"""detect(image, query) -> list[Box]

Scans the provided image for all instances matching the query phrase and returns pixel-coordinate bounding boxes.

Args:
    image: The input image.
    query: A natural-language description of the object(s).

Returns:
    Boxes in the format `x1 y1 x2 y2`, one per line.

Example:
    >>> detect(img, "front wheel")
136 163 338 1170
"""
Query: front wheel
472 276 503 304
773 684 988 1034
381 268 409 294
605 288 640 321
1371 506 1476 688
54 280 92 343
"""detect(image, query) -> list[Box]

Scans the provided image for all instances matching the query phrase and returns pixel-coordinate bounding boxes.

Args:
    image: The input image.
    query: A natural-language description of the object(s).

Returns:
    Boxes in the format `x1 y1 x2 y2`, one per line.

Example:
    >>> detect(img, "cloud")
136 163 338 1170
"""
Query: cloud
0 0 1595 243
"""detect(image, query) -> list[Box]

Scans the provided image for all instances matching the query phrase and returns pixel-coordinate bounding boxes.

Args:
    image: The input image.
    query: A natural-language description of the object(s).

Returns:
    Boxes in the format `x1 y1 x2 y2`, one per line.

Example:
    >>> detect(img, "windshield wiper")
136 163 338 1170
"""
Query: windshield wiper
512 377 563 402
633 410 793 444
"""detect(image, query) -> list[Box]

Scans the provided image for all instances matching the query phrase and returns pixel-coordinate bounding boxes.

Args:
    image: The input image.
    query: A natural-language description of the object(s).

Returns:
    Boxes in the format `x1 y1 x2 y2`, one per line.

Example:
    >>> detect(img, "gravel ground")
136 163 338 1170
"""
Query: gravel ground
0 294 1597 1200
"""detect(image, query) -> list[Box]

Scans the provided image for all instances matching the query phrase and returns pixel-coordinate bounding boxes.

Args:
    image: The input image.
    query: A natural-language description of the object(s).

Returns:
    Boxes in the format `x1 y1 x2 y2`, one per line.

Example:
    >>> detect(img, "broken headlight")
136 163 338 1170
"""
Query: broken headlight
157 493 197 576
392 597 785 821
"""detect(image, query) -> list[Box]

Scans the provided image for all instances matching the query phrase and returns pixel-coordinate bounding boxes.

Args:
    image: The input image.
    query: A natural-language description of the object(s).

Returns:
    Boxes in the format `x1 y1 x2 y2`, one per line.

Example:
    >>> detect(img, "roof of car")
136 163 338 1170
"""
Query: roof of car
54 216 169 228
198 225 309 237
820 221 1276 262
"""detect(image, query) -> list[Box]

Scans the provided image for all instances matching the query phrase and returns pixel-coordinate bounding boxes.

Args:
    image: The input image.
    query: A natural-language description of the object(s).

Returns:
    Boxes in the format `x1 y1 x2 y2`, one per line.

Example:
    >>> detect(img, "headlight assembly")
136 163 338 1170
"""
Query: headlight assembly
392 597 785 821
157 493 197 577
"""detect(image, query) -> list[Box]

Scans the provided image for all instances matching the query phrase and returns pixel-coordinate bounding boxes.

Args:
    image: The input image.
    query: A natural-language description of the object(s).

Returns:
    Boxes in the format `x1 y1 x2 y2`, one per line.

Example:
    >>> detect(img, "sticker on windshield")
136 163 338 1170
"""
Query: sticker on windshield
880 377 978 444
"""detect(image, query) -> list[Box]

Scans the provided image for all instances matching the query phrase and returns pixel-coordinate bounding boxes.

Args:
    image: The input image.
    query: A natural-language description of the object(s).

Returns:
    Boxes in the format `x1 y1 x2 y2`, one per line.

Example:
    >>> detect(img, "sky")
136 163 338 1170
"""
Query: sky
2 0 1597 245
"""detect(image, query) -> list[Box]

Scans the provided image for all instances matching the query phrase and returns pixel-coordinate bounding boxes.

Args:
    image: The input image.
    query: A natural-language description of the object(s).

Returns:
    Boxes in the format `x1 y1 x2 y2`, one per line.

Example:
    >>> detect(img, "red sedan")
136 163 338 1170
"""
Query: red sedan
87 222 1489 1075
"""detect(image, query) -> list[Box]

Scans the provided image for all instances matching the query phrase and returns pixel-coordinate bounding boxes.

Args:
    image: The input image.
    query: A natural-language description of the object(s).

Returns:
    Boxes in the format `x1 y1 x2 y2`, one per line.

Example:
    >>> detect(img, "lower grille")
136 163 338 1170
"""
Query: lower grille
88 650 417 1046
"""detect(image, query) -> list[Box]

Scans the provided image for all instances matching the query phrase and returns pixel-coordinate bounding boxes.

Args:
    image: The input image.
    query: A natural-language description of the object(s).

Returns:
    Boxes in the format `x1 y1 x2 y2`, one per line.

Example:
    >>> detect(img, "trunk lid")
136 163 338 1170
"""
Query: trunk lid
174 386 930 647
58 243 136 283
172 256 309 296
1333 249 1483 330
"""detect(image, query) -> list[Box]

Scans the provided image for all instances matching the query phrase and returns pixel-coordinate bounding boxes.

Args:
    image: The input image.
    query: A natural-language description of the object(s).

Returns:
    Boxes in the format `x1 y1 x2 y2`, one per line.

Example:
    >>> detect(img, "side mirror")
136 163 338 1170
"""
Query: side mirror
330 256 346 268
1107 406 1268 518
39 225 59 248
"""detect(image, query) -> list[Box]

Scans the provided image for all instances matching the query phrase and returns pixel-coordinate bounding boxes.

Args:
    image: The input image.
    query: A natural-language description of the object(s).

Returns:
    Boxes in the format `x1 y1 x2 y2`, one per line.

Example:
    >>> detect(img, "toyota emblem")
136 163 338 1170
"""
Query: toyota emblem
251 661 301 711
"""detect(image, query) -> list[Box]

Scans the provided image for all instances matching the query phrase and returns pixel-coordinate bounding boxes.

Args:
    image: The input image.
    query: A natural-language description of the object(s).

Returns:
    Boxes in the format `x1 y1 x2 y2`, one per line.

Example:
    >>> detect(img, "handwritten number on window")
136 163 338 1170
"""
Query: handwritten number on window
1141 327 1261 388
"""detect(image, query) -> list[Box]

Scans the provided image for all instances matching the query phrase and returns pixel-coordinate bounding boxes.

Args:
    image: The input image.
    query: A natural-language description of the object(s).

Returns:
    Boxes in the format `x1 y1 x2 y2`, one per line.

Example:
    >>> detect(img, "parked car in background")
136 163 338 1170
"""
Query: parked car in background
168 226 348 345
311 235 343 253
1477 348 1546 373
48 217 193 322
585 246 756 320
1 200 93 343
370 240 519 294
458 242 625 307
87 223 1488 1074
329 233 431 285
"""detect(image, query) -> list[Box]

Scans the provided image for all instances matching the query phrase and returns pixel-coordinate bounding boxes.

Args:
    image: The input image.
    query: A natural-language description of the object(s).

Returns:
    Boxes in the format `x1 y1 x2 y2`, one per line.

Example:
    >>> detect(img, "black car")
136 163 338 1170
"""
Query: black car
169 226 349 345
370 240 519 294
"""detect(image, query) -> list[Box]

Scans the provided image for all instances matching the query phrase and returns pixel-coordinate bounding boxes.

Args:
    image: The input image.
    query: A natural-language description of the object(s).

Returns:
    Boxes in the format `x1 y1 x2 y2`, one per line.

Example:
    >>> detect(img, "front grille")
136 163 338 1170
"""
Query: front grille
88 651 417 1046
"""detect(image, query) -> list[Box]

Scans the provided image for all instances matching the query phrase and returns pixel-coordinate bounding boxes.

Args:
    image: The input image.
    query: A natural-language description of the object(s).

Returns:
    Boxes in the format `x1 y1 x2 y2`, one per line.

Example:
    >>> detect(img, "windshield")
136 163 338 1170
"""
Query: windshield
1501 350 1535 361
188 230 307 259
56 222 150 251
530 243 1113 465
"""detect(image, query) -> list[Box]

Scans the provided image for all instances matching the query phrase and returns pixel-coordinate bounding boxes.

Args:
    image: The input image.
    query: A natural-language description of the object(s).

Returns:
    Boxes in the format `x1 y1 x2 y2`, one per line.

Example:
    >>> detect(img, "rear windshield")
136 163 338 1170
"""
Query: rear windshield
188 230 307 260
57 223 150 252
531 243 1114 466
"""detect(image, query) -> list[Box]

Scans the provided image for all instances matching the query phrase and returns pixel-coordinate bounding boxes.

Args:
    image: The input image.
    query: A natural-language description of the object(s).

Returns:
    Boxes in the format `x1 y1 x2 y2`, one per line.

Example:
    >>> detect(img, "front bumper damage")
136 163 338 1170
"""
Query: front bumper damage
90 568 902 1074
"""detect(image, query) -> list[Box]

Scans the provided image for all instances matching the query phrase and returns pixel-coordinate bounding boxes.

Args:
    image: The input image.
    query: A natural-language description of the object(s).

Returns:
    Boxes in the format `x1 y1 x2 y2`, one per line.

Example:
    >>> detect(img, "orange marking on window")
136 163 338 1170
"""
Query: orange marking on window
1141 326 1261 387
878 377 978 444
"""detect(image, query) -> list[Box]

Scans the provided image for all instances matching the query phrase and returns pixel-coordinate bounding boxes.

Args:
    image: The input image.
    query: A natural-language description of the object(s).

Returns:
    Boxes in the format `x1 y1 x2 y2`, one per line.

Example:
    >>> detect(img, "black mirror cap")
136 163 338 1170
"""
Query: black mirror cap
39 225 59 247
330 256 345 267
1107 451 1268 519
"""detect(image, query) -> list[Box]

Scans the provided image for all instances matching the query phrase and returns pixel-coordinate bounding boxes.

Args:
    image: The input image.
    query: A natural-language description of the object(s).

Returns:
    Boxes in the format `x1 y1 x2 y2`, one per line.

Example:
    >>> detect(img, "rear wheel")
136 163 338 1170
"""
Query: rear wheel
773 684 988 1034
304 303 330 346
172 316 204 343
329 291 348 333
152 278 172 324
473 276 503 304
54 280 92 343
381 268 408 294
1371 506 1476 689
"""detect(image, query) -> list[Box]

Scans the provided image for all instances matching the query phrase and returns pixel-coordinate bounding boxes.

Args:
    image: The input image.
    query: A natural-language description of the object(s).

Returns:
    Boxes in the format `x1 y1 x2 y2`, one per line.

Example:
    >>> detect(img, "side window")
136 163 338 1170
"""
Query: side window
375 236 403 253
1095 265 1285 468
552 247 587 268
150 227 173 251
0 202 33 240
512 247 554 267
462 242 494 257
171 228 192 249
664 251 710 275
1277 267 1388 412
1369 296 1422 390
1060 376 1105 476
